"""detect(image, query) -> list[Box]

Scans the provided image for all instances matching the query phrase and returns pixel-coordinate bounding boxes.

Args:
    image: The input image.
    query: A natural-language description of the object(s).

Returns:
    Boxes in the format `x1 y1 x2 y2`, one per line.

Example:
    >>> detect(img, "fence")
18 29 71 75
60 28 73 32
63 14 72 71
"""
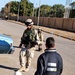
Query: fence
8 16 75 32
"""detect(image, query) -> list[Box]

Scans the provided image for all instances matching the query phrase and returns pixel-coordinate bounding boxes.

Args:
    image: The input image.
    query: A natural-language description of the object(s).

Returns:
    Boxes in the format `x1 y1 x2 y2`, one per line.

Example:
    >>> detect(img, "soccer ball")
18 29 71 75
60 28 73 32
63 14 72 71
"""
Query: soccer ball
14 71 22 75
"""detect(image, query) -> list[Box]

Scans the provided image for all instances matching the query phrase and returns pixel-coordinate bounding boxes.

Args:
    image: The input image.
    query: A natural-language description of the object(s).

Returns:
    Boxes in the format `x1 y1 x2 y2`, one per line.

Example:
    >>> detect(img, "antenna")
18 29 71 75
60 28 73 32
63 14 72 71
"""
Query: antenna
64 0 72 18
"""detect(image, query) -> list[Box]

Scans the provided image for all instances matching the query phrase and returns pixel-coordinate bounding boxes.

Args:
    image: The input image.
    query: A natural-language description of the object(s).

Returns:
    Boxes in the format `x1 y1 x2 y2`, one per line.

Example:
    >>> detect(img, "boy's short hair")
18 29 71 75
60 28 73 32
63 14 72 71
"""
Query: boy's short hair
46 37 55 48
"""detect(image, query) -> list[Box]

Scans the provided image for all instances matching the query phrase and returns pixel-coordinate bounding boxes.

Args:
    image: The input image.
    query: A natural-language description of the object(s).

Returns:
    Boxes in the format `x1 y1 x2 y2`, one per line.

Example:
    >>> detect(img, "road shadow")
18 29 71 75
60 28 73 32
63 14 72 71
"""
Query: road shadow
35 50 41 52
13 46 20 48
0 65 18 71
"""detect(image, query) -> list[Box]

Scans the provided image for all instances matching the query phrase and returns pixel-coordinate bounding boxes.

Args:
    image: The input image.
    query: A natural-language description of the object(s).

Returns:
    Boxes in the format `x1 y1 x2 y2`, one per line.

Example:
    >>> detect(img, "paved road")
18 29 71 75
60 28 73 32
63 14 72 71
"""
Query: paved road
0 20 75 75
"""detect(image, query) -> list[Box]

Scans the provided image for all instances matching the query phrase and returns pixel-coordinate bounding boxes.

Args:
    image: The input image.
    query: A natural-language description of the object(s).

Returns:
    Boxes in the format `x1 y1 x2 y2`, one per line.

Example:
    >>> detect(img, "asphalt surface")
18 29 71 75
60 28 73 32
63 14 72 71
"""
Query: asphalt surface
0 19 75 75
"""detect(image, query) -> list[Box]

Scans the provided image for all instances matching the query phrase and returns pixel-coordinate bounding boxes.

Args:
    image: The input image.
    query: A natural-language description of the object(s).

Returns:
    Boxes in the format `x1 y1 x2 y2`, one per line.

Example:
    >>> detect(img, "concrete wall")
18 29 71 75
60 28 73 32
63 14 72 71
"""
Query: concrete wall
62 18 73 31
55 18 63 29
48 18 56 27
9 16 75 32
72 19 75 32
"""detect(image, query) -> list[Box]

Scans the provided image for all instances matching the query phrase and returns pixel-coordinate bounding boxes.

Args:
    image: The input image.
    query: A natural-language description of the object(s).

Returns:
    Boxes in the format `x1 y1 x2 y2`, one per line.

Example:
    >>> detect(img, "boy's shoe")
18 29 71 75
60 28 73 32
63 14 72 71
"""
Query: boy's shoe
25 68 29 72
18 67 26 72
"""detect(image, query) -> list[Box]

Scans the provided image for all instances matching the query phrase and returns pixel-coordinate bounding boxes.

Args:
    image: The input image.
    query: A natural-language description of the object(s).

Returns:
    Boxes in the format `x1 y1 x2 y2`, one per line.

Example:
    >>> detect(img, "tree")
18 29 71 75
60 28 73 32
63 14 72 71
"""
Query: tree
3 2 12 16
34 4 64 17
70 2 75 18
1 1 65 18
40 5 51 17
34 5 51 17
1 0 33 16
70 2 75 9
50 4 65 17
10 1 19 15
20 0 33 16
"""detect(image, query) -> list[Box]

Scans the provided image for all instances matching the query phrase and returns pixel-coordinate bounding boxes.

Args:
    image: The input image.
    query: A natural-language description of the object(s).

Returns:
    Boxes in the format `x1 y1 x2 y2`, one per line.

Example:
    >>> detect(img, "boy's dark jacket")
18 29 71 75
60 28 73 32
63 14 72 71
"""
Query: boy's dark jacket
35 49 63 75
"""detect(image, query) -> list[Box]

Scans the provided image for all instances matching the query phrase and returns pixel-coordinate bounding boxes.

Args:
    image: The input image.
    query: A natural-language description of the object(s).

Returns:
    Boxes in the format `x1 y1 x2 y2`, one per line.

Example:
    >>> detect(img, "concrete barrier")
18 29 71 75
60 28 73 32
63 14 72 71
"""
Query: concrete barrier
42 17 49 27
48 18 56 28
9 16 75 32
62 18 73 31
55 18 63 29
39 17 44 25
72 19 75 32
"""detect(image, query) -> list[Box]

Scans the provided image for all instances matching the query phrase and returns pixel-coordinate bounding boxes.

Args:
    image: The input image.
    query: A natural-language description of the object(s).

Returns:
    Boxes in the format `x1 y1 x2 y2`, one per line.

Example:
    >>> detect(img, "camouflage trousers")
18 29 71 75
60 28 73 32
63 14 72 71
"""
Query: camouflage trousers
19 47 36 69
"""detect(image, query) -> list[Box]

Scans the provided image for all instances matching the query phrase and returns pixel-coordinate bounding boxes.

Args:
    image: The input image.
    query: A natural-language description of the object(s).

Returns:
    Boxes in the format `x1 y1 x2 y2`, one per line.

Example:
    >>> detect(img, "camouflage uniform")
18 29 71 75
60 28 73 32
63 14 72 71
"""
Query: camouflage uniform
19 45 36 71
19 26 39 72
37 28 44 51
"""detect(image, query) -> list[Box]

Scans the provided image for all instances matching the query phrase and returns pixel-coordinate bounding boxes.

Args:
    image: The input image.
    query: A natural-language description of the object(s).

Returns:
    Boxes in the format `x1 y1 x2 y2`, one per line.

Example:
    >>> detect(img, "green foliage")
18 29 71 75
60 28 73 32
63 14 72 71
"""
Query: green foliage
70 2 75 7
50 4 65 17
34 4 65 17
20 0 33 16
70 2 75 18
10 1 19 15
1 0 33 16
1 8 4 13
40 5 51 17
1 0 65 18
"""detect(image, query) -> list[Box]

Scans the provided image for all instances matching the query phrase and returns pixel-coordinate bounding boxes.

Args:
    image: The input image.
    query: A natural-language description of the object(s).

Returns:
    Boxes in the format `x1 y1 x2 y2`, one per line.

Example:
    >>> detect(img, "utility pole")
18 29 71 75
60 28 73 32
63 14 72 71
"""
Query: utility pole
64 0 72 18
37 0 41 26
35 3 37 17
17 0 20 21
32 0 35 17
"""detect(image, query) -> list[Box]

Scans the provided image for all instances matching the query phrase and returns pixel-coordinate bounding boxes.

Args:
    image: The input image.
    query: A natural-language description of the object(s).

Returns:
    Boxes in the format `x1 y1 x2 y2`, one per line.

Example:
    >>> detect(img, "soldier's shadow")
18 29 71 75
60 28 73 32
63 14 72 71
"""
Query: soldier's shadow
0 65 18 71
13 46 20 48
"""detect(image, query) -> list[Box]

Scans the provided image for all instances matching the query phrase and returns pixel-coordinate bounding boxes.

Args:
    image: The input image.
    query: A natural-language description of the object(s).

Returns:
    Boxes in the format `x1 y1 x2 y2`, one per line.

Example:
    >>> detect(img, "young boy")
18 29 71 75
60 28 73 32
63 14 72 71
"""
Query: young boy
34 37 63 75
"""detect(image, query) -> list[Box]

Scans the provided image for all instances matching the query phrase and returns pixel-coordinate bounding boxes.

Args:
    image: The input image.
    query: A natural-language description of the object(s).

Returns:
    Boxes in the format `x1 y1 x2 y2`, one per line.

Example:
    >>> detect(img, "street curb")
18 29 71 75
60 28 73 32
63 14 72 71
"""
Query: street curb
7 20 75 41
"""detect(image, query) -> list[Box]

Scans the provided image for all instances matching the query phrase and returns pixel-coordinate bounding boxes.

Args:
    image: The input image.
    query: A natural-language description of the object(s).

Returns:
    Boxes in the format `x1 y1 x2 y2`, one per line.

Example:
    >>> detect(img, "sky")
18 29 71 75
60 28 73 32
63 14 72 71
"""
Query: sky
0 0 75 11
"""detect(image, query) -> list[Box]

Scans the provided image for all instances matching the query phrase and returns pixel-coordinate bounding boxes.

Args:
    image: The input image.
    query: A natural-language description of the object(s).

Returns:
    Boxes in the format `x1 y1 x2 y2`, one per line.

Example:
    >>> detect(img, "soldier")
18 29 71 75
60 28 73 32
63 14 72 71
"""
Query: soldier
37 28 44 51
18 19 39 72
35 37 63 75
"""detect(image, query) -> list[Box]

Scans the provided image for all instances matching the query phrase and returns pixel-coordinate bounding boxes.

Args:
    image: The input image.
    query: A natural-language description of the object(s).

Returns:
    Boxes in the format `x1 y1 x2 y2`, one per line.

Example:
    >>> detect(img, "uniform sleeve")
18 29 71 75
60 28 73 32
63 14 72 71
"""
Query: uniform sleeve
41 33 44 42
57 54 63 74
22 30 26 38
34 56 44 75
35 30 40 41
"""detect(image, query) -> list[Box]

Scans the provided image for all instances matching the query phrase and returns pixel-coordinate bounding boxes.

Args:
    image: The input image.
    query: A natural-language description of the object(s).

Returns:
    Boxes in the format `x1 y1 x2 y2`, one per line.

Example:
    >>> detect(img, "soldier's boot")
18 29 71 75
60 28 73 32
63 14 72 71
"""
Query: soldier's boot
25 67 29 72
25 64 30 72
18 66 26 72
38 44 42 51
25 61 31 72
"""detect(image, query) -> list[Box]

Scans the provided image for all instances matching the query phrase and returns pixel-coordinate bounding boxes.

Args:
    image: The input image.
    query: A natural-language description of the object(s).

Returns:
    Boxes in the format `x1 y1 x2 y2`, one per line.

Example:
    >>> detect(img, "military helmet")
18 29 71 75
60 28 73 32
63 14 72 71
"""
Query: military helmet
25 19 34 26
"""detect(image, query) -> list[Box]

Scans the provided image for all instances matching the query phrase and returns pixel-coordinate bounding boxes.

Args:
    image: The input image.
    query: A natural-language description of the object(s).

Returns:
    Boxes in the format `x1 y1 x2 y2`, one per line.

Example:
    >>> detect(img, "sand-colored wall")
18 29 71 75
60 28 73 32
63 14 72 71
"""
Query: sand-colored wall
9 16 75 32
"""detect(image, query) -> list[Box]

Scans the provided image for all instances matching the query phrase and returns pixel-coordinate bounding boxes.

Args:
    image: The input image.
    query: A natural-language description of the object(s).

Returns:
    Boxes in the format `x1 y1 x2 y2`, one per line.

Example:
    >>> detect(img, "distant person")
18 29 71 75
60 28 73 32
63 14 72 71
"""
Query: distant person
5 15 8 20
18 19 39 72
37 28 44 51
34 37 63 75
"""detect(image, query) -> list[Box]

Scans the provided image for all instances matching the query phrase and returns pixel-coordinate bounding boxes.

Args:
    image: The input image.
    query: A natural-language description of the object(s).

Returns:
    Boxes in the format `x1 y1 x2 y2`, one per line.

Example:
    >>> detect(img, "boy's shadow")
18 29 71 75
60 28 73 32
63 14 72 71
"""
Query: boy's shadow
0 65 18 71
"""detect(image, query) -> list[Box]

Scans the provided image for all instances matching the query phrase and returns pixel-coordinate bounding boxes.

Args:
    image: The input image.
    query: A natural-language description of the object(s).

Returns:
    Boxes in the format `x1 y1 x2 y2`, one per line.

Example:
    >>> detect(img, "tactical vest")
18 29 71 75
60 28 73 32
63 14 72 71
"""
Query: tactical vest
24 28 36 42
